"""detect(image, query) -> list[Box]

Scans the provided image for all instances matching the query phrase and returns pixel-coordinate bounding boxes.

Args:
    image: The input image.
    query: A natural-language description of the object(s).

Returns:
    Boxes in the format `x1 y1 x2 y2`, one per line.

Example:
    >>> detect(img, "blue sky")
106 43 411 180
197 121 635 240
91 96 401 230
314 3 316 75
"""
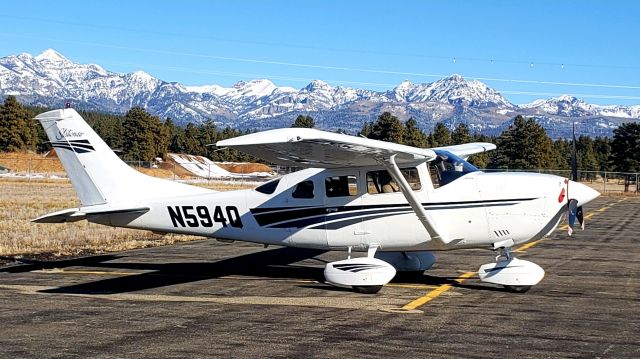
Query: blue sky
0 0 638 105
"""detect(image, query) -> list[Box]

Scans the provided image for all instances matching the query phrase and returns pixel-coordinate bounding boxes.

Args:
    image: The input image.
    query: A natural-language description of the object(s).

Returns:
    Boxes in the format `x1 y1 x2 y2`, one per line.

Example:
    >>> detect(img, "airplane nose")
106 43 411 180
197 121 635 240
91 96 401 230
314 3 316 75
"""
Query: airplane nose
568 180 600 206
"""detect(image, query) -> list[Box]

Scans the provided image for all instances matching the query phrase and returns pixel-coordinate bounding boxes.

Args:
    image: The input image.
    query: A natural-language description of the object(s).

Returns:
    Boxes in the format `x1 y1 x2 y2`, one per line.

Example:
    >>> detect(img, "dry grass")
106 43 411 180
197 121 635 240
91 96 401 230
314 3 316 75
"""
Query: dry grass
0 151 65 174
0 178 254 258
216 162 273 174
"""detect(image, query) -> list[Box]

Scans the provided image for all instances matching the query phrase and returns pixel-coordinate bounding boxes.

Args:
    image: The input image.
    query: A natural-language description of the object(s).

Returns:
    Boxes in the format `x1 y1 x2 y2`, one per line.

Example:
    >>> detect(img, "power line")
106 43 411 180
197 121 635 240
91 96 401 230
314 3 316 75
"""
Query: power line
1 14 638 72
1 33 639 102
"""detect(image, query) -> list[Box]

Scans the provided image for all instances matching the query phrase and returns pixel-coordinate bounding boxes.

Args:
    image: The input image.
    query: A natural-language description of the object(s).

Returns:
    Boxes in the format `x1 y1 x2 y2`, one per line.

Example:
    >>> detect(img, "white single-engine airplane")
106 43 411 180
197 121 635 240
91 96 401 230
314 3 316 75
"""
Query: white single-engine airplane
33 108 600 294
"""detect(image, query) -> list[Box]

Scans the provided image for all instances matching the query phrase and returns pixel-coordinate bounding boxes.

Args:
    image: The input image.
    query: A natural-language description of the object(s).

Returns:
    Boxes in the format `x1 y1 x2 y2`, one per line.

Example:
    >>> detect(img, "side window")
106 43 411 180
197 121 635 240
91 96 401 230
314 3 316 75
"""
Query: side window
255 179 280 194
325 175 358 197
367 170 396 194
401 168 421 190
366 168 421 194
292 180 315 199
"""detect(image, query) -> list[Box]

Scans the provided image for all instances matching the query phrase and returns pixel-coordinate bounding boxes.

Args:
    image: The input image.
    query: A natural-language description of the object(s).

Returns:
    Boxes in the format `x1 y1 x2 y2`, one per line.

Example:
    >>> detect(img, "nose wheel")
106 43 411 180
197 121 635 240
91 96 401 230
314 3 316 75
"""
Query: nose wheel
503 285 532 293
478 244 545 292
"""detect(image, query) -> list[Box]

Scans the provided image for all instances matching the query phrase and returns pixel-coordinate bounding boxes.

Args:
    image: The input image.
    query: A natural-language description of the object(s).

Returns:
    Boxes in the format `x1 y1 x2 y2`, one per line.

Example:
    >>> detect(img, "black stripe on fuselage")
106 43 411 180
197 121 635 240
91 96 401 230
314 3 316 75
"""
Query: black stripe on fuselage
251 198 536 229
268 208 413 229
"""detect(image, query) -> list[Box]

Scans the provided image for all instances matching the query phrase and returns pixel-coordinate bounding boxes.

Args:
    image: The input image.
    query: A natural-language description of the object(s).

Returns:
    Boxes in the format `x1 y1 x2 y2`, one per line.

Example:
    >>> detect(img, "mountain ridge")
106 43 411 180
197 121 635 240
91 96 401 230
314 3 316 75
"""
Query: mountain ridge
1 49 638 138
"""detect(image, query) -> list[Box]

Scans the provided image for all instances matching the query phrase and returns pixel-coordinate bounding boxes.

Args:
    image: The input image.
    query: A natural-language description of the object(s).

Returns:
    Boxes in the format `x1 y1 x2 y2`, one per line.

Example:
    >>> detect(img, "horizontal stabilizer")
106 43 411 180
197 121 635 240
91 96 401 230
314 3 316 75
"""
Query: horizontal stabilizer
32 206 150 223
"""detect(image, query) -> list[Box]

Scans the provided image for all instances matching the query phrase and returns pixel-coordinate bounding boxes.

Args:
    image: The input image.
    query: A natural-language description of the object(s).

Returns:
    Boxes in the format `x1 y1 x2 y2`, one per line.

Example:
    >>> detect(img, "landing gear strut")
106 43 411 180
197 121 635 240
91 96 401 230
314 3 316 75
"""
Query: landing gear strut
324 245 396 294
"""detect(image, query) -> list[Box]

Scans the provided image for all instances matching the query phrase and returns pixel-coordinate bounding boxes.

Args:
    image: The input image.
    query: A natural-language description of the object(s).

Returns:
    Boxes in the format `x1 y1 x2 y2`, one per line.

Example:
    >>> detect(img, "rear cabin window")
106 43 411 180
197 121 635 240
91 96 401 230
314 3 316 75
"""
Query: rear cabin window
255 179 280 194
325 175 358 197
366 168 421 194
291 180 315 199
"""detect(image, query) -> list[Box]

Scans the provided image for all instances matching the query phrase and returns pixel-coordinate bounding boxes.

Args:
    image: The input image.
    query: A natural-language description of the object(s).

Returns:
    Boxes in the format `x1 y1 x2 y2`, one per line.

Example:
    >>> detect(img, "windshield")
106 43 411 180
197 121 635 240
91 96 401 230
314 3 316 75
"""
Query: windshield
429 150 478 188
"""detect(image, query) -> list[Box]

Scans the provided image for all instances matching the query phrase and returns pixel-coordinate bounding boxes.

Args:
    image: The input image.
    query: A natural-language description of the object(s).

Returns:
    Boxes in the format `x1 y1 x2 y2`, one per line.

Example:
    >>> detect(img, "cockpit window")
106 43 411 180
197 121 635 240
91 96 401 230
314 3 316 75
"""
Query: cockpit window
292 180 315 199
429 150 478 188
325 175 358 197
255 178 280 194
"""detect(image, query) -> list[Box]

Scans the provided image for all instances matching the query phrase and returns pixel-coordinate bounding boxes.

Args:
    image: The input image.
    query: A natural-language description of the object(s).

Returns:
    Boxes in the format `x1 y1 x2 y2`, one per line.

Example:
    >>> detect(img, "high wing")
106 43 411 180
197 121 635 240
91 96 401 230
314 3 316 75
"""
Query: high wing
216 128 437 168
218 128 454 246
434 142 496 160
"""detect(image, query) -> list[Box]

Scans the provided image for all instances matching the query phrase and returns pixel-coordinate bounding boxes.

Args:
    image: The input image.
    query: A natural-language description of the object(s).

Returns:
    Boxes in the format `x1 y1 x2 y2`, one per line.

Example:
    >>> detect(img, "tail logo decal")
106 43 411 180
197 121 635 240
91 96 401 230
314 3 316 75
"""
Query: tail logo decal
50 139 95 154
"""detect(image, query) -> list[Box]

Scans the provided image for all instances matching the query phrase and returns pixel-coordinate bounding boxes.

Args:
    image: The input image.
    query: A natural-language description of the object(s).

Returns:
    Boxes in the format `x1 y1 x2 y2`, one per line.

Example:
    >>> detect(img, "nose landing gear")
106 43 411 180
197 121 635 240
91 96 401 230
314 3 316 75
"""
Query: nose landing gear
478 244 545 293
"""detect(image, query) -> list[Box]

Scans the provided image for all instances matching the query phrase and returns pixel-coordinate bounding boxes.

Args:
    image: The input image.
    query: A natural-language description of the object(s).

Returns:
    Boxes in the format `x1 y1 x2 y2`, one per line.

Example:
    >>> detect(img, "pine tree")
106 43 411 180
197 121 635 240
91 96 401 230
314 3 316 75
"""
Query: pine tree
576 135 598 179
85 111 125 150
199 119 218 159
122 107 166 162
451 123 471 145
610 122 640 172
551 138 571 170
0 96 37 152
368 112 404 143
182 123 203 155
489 115 553 170
593 137 611 171
165 118 187 154
403 117 428 147
291 115 315 128
431 122 451 147
359 121 373 138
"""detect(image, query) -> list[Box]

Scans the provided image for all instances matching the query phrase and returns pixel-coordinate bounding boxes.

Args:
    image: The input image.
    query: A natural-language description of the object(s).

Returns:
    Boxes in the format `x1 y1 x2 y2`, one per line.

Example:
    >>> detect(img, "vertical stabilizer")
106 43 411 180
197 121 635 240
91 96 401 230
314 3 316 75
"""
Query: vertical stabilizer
35 108 211 206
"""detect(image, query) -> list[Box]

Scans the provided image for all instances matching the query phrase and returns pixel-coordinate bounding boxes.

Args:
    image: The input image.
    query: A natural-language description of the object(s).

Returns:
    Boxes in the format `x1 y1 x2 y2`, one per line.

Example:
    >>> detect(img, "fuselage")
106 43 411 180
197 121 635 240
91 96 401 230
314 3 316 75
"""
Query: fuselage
98 163 592 253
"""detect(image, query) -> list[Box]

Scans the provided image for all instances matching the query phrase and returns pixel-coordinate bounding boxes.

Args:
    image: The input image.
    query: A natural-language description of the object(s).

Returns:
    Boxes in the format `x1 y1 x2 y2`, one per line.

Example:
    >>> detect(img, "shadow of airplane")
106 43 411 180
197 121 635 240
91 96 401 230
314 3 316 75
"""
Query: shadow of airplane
36 247 328 295
0 254 123 273
2 247 511 295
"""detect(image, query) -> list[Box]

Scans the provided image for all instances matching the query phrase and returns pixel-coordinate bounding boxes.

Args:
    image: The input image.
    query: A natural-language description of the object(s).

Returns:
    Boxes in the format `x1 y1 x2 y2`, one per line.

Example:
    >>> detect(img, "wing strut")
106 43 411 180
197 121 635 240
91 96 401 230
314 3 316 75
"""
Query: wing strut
383 155 449 247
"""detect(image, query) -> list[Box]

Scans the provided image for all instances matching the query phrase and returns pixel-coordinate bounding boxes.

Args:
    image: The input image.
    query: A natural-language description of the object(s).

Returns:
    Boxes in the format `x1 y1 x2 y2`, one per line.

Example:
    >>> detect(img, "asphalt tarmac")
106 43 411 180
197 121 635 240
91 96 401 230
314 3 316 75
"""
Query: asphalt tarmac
1 196 638 358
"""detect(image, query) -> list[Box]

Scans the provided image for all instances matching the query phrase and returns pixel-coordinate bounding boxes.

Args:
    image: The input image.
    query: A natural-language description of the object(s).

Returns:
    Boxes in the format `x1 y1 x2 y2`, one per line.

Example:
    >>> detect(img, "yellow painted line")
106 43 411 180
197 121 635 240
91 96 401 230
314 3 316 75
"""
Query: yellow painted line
385 283 440 290
514 239 544 253
401 271 475 310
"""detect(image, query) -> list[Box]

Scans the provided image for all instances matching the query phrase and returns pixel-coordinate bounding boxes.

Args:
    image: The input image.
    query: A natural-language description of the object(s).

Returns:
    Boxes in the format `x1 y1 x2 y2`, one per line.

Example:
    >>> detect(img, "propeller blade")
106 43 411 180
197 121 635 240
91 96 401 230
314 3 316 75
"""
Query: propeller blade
576 206 584 230
567 199 578 236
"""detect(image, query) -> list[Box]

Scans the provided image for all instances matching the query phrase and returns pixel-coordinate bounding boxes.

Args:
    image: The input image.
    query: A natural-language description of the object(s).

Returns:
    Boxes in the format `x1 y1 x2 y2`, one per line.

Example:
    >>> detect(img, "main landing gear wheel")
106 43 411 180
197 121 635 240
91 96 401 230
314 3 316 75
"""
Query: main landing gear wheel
352 285 383 294
324 245 396 294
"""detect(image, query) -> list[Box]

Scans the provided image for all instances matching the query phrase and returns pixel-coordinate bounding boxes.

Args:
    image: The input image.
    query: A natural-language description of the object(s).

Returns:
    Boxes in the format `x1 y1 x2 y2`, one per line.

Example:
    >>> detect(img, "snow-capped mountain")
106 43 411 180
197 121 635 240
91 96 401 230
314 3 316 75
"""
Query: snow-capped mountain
1 49 638 138
390 75 514 109
522 95 640 119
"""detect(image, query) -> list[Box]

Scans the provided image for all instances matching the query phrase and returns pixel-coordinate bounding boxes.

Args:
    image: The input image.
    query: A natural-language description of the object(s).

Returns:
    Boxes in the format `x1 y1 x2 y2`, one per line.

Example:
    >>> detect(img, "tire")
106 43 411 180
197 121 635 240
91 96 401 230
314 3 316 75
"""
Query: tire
352 285 383 294
504 285 532 293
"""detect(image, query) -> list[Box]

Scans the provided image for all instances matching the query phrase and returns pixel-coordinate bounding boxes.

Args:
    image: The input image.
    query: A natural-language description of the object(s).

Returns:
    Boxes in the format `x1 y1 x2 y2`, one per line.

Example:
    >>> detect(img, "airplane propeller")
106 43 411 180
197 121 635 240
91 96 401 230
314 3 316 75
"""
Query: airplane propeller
567 198 585 236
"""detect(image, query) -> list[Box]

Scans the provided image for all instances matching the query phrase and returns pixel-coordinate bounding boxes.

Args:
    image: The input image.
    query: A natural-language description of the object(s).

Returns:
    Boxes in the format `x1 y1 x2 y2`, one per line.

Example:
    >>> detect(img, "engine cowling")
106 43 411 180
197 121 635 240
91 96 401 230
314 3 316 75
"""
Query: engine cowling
324 257 396 294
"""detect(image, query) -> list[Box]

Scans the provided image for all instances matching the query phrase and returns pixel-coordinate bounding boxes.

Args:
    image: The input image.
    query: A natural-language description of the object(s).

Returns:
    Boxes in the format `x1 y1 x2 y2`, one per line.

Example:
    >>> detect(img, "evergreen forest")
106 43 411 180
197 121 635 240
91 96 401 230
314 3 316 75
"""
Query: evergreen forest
1 96 639 173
